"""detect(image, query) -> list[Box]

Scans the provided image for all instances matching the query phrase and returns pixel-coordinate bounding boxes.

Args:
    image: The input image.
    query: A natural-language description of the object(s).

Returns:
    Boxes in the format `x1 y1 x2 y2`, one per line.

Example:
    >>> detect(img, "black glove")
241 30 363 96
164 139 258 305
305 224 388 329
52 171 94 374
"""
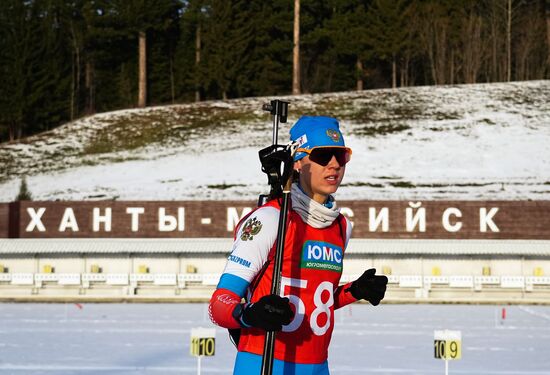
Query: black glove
241 294 294 331
346 268 388 306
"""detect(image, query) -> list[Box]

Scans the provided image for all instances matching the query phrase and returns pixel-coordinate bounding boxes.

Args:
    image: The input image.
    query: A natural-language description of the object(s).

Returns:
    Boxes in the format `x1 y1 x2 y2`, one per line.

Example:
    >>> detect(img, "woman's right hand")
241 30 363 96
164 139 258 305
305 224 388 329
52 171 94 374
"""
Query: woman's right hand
241 294 294 331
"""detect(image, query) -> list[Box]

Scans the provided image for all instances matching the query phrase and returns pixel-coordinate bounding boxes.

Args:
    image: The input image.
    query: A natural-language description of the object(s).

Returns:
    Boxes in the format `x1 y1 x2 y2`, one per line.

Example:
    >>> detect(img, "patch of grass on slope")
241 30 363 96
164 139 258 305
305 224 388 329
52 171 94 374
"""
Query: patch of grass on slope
83 106 263 155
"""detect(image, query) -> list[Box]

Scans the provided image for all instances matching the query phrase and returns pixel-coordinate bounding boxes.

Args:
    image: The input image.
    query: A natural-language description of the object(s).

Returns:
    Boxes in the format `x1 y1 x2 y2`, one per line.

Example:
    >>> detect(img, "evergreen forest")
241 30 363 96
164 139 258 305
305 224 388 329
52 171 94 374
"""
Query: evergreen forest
0 0 548 143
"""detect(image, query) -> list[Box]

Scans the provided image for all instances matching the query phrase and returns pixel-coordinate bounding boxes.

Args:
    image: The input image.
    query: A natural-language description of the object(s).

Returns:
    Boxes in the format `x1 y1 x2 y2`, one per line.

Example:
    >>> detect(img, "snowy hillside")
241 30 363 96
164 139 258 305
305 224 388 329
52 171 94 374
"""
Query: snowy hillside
0 80 549 201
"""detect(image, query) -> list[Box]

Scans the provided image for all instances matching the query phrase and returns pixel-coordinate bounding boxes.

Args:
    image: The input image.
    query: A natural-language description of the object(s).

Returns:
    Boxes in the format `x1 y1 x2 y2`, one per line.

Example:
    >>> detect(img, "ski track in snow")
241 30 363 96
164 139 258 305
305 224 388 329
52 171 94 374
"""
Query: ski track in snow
0 304 550 374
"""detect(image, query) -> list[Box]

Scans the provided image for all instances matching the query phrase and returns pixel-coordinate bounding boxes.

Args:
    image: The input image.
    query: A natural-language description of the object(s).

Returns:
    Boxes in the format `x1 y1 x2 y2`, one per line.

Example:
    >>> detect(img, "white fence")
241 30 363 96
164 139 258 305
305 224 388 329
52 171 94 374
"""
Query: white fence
2 273 549 290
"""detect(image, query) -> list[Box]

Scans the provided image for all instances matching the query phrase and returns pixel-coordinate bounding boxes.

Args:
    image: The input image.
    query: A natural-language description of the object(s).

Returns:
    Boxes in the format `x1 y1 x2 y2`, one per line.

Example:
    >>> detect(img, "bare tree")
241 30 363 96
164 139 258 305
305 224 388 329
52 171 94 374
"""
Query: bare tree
356 58 364 91
545 0 550 75
462 11 484 83
504 0 524 81
195 24 201 102
138 31 147 108
292 0 301 95
400 3 421 87
69 20 81 121
485 0 507 82
514 1 547 80
84 60 95 115
419 3 450 85
507 0 512 81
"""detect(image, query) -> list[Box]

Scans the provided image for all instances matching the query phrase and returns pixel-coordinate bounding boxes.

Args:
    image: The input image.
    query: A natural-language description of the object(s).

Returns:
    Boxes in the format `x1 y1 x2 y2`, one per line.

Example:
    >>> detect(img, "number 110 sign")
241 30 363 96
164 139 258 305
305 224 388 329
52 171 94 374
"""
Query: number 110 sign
190 328 216 357
434 330 462 360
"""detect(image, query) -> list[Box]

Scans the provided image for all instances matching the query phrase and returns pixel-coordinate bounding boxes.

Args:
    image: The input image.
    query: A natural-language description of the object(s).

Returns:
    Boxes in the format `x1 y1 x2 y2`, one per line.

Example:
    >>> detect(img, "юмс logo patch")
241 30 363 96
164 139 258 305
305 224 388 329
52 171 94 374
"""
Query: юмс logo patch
301 240 343 272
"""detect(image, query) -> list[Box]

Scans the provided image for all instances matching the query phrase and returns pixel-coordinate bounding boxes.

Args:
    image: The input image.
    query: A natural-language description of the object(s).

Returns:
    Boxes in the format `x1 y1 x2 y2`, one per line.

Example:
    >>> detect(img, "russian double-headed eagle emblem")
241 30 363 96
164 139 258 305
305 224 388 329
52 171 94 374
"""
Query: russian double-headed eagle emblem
326 129 340 142
240 217 263 241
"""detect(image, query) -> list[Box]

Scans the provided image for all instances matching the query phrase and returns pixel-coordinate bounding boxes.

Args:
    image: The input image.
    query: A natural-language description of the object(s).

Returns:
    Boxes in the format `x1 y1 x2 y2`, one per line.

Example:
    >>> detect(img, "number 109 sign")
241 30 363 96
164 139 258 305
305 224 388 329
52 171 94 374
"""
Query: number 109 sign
434 330 462 360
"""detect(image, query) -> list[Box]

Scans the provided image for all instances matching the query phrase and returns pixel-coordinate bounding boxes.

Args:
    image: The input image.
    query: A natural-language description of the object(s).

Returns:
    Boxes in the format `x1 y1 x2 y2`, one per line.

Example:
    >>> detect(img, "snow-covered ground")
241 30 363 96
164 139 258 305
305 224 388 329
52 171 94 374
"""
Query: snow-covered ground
0 303 549 374
1 81 549 201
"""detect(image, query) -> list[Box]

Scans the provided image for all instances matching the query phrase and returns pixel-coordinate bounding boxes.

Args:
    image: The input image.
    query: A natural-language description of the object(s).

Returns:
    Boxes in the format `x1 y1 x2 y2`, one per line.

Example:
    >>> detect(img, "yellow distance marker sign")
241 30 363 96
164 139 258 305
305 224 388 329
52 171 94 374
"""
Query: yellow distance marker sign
434 330 462 360
190 328 216 357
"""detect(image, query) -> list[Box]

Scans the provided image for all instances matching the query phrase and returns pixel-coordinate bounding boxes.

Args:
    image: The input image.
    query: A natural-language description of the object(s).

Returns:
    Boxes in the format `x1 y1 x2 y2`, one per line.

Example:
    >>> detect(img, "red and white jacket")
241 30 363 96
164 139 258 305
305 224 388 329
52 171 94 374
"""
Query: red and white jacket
209 199 357 364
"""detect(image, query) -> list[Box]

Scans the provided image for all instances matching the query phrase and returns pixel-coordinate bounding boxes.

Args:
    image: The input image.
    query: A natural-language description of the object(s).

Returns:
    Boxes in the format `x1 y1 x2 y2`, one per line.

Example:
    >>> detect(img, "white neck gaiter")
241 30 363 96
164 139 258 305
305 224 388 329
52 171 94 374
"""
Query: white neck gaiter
290 183 340 228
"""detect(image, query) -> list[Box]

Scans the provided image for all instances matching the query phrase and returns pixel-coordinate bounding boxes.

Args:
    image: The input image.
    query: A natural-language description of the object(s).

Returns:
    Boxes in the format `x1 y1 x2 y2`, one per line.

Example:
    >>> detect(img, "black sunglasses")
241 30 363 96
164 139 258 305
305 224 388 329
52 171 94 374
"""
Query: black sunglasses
297 147 352 166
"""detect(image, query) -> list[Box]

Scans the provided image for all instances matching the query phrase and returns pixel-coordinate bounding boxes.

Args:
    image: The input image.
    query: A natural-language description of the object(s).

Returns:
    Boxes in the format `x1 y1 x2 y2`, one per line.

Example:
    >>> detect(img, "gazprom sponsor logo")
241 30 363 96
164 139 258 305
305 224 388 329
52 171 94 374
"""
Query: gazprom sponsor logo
301 240 343 273
228 255 251 268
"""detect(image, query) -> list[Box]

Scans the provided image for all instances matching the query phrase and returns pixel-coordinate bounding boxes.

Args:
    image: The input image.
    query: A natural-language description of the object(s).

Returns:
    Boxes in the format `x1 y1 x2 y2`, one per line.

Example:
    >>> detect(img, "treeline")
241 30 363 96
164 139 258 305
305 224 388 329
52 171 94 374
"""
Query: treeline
0 0 548 143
